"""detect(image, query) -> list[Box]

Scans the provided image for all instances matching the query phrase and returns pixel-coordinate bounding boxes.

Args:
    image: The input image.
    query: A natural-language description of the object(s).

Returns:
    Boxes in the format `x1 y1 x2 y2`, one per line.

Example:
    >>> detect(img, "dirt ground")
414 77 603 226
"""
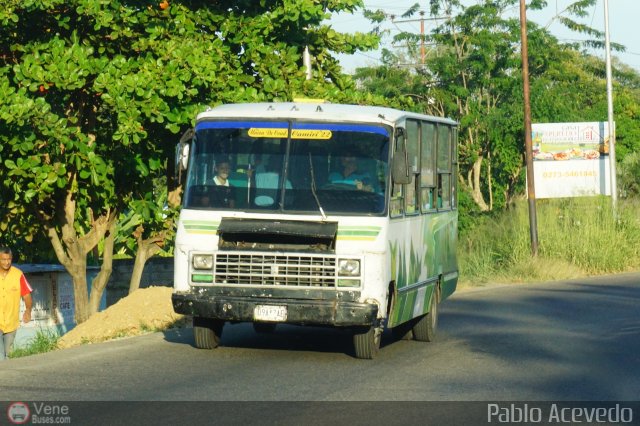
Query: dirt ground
57 286 187 349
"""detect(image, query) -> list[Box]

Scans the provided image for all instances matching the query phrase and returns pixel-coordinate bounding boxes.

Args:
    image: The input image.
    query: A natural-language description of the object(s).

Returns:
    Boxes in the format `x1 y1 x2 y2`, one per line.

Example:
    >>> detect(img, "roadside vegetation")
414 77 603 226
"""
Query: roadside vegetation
9 330 60 359
459 196 640 286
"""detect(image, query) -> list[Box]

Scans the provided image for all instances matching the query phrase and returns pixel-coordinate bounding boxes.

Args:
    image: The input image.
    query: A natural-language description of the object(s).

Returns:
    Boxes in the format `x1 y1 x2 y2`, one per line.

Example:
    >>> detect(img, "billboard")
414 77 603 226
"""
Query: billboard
531 122 612 199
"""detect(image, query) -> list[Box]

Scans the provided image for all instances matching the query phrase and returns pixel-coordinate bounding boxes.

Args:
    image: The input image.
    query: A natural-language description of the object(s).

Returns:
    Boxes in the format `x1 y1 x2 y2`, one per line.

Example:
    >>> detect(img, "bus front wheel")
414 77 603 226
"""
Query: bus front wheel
412 288 439 342
353 324 382 359
193 316 224 349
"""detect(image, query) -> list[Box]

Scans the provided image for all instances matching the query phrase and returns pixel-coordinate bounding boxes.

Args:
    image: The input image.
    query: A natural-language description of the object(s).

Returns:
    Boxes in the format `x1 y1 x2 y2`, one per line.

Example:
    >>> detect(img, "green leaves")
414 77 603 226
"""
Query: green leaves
353 0 639 213
0 0 379 260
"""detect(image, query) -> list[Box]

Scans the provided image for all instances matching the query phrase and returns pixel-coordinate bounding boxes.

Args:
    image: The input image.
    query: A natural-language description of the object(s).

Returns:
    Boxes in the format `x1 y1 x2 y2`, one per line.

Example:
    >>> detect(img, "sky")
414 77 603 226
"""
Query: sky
330 0 640 73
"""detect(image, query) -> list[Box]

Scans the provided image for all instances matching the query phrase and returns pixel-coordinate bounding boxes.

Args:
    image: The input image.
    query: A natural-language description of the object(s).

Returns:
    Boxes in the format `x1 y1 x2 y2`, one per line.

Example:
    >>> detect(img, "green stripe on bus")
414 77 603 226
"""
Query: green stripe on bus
337 226 381 240
183 220 220 227
183 220 220 234
339 226 381 232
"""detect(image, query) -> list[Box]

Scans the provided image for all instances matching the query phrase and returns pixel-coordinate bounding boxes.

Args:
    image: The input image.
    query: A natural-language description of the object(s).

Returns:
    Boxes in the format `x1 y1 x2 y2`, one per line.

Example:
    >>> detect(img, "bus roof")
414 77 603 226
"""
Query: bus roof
196 102 457 127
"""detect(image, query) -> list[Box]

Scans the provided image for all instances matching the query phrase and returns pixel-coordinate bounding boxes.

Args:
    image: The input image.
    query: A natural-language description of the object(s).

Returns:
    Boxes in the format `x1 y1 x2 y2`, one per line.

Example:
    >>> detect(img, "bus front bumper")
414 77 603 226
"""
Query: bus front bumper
172 291 378 327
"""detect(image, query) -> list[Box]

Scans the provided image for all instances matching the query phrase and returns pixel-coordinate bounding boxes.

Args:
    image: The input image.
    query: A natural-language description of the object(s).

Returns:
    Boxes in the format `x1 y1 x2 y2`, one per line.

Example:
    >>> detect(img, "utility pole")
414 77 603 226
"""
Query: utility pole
390 14 447 66
603 0 617 214
519 0 539 257
420 11 425 65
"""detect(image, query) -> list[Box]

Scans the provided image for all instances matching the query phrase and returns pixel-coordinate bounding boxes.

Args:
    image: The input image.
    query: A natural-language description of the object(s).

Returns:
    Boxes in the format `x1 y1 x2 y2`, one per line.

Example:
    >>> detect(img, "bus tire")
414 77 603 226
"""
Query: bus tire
253 322 277 334
193 316 223 349
353 325 381 359
412 287 438 342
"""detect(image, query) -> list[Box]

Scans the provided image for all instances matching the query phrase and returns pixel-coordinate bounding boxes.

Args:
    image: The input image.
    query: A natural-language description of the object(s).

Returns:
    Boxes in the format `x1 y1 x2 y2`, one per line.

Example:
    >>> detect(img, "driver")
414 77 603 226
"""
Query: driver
329 151 373 191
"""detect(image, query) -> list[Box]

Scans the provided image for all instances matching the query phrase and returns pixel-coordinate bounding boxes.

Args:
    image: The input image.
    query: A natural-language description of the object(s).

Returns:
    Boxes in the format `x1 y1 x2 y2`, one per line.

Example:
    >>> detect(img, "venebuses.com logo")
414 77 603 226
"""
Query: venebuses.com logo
7 401 72 424
7 402 30 424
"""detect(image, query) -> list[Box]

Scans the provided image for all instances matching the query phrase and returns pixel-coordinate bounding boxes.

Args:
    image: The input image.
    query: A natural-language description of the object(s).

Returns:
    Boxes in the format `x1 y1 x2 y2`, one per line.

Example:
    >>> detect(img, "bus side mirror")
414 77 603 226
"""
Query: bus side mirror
175 129 194 178
391 128 411 184
177 143 190 171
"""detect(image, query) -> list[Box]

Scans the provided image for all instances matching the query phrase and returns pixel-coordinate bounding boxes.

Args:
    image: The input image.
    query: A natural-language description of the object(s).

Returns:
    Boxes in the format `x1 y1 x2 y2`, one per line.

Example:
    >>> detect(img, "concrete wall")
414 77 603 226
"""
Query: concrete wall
106 257 174 306
15 265 103 348
12 259 173 349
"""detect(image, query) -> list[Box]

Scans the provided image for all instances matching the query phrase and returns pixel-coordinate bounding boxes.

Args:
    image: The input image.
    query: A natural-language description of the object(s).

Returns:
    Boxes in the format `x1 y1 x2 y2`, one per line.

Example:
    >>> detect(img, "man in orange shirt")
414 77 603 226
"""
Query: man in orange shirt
0 247 33 360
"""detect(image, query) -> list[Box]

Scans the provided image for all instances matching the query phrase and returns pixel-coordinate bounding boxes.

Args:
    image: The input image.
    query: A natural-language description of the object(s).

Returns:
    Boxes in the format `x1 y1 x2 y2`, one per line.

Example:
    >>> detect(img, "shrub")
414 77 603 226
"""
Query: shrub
459 196 640 285
9 329 59 359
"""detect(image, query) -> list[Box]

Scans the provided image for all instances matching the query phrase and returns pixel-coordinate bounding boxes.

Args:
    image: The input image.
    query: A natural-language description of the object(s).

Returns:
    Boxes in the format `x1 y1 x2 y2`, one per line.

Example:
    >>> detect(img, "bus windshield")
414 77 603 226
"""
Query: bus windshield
184 120 390 215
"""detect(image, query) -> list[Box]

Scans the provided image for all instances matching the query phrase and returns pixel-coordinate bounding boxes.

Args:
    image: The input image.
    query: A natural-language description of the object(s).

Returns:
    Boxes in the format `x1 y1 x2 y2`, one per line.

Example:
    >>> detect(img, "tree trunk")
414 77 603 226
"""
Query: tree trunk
469 156 489 211
45 180 118 324
89 219 116 314
69 262 90 324
129 230 166 294
487 150 493 211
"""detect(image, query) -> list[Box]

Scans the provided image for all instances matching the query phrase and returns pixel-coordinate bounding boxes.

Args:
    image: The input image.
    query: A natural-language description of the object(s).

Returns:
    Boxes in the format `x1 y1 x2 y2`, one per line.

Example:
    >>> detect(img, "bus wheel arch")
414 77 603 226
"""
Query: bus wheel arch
388 281 414 341
385 281 396 318
412 279 440 342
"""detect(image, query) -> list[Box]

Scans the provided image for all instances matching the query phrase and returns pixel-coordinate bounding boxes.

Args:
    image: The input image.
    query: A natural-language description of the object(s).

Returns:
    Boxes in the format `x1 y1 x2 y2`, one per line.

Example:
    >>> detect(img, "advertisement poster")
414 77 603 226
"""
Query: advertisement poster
531 122 612 198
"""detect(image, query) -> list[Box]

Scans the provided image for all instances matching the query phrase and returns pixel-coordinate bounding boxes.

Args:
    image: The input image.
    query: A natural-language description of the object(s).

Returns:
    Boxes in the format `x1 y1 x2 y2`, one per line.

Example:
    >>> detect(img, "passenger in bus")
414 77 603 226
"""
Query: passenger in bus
211 159 235 208
254 156 292 206
329 151 374 192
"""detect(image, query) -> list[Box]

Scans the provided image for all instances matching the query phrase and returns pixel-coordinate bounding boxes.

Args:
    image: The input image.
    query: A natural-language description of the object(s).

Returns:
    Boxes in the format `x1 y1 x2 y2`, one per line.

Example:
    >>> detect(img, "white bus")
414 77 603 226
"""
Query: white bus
172 102 458 359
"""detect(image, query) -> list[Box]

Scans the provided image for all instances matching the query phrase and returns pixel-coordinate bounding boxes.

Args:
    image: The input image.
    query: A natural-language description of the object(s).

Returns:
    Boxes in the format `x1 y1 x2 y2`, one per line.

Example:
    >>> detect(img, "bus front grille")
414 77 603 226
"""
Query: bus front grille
214 253 337 287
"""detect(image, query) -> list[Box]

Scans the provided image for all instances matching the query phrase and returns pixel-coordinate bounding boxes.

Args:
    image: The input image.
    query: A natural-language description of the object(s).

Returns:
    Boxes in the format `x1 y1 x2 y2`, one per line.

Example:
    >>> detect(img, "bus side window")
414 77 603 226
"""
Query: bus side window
439 174 451 209
437 125 452 210
390 127 405 217
420 122 437 212
452 127 458 209
405 120 419 215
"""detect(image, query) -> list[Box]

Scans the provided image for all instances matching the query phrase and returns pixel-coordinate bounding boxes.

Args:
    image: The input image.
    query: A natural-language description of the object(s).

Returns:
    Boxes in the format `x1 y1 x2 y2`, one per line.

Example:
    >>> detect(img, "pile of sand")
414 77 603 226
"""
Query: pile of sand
57 286 186 349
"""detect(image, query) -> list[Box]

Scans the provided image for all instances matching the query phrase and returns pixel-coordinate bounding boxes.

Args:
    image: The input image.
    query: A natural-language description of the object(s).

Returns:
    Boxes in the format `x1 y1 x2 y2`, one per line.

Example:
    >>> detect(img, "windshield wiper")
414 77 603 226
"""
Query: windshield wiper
308 153 327 220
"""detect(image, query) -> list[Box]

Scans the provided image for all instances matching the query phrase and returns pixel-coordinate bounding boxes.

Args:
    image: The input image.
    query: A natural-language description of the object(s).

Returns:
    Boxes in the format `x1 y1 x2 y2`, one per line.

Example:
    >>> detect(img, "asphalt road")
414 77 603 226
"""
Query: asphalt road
1 273 639 425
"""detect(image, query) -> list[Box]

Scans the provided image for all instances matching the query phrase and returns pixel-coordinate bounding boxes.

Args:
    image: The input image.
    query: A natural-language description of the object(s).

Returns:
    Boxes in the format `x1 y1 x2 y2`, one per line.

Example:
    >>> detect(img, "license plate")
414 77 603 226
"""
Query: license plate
254 305 287 322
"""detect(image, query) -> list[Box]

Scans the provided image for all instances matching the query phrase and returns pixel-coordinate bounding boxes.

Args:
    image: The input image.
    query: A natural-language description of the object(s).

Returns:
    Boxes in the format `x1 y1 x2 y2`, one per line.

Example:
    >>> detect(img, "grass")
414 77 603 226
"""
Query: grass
9 329 60 359
459 196 640 286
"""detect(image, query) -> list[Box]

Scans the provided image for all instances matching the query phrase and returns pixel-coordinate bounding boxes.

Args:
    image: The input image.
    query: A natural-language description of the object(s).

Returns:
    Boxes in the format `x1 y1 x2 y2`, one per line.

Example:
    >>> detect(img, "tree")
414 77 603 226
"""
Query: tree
0 0 380 323
403 0 529 210
354 1 524 209
113 182 176 295
354 0 639 211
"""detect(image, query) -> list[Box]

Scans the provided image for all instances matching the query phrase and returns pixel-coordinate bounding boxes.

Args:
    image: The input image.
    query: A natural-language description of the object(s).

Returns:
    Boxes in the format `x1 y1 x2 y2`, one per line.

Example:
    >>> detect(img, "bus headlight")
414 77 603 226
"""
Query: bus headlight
192 254 213 270
338 259 360 276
